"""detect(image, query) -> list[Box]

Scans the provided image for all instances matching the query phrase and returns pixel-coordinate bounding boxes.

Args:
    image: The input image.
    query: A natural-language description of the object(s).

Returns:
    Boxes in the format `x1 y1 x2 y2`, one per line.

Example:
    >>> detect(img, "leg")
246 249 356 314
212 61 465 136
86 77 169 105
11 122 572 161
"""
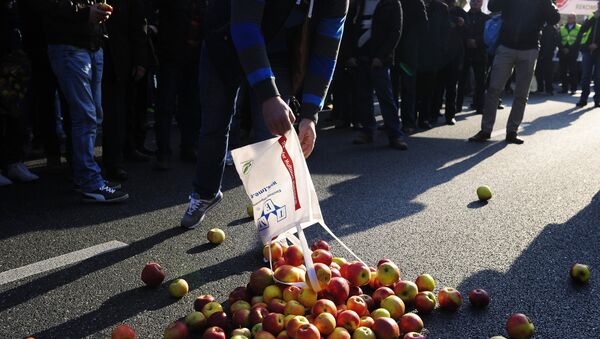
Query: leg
472 58 487 112
580 51 592 102
559 55 569 92
456 58 470 112
400 71 417 129
569 51 579 92
178 53 202 154
444 60 460 121
544 57 554 93
355 61 376 136
371 65 402 139
592 54 600 104
481 46 517 133
506 48 538 133
390 64 401 106
101 54 128 171
155 62 180 158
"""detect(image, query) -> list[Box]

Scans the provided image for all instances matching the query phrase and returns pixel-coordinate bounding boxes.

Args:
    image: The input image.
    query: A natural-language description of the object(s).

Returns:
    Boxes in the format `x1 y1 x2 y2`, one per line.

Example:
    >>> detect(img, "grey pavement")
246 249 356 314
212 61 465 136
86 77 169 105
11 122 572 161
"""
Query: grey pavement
0 92 599 338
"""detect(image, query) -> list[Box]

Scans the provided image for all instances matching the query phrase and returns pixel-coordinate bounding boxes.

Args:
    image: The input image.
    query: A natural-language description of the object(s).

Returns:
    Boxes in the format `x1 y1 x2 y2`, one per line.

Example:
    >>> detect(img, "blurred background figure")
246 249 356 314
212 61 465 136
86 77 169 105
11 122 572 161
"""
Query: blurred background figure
535 23 559 96
559 13 581 95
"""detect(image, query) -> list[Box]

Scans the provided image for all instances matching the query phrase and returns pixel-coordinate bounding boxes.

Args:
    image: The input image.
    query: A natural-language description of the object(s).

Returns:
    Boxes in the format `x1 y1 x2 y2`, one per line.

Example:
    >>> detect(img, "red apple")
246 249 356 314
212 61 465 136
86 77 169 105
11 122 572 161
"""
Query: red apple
311 249 333 266
284 300 306 316
286 316 310 337
344 262 371 287
275 265 305 284
202 326 225 339
311 262 332 290
311 240 330 251
111 324 136 339
372 317 400 339
283 286 301 302
314 312 336 335
164 321 189 339
284 245 304 266
231 309 250 328
353 326 376 339
327 327 351 339
358 294 375 311
399 313 423 333
326 277 350 305
349 285 363 298
415 274 435 292
263 313 285 335
337 310 360 332
228 287 250 305
276 330 291 339
268 298 287 314
185 311 207 331
394 280 419 304
194 295 216 312
249 268 275 295
506 313 535 339
207 311 229 330
346 296 368 316
264 243 284 261
372 287 395 307
380 295 405 319
468 289 490 308
297 288 317 309
359 316 374 328
377 259 392 268
403 332 426 339
254 330 277 339
414 292 436 314
437 287 462 311
249 305 269 325
140 262 165 288
312 299 337 316
295 323 320 339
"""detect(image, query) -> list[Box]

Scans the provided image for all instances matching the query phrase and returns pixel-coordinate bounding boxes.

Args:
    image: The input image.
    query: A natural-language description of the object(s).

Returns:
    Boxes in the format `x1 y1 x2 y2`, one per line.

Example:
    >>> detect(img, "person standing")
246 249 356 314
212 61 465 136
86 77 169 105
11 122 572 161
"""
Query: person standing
350 0 407 150
468 0 560 145
575 8 600 108
456 0 489 116
535 24 559 96
559 14 581 95
41 0 129 202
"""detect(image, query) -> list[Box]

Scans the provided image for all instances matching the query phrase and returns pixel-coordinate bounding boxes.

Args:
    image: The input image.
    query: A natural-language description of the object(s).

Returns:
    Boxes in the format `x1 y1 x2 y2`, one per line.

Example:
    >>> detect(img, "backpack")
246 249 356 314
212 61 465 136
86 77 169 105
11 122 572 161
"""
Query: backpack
484 14 503 55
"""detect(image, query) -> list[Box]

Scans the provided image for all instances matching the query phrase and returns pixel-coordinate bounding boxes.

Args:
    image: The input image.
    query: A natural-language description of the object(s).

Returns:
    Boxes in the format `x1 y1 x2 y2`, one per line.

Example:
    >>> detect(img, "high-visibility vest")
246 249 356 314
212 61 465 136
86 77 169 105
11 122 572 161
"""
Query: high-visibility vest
560 24 581 46
581 15 594 45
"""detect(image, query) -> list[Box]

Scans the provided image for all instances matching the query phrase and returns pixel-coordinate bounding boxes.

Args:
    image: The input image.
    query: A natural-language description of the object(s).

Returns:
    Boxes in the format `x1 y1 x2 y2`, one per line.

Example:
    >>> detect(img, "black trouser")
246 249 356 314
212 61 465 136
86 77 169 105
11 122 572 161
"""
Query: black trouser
101 53 129 169
416 71 437 124
391 63 417 129
535 55 554 93
0 114 26 167
457 56 487 113
559 49 578 92
434 59 461 121
128 72 150 152
331 64 356 125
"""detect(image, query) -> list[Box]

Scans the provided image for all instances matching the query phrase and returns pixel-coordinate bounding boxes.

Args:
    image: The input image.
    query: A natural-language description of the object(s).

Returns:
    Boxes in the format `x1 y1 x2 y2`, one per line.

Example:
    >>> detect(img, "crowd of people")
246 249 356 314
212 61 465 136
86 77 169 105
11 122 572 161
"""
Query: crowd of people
0 0 591 226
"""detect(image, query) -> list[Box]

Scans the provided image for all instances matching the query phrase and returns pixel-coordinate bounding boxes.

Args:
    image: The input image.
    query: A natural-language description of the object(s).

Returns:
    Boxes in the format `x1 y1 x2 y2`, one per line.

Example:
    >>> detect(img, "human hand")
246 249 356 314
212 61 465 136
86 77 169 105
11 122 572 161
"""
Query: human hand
262 96 295 136
298 119 316 158
89 4 111 24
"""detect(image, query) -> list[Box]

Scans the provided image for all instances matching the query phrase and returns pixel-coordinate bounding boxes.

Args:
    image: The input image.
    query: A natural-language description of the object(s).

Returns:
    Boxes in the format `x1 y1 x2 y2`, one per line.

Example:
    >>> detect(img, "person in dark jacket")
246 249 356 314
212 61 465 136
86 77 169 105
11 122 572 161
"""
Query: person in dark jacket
416 0 449 130
391 0 427 134
535 24 559 96
41 0 129 202
469 0 560 145
180 0 349 229
433 0 466 125
575 8 600 107
348 0 407 150
456 0 488 115
101 0 150 181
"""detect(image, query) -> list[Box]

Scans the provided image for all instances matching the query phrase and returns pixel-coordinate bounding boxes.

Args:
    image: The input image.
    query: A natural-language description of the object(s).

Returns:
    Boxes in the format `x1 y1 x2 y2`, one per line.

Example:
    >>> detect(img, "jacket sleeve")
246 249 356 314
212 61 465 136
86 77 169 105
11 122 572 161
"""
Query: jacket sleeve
544 0 560 26
300 0 349 122
42 0 90 23
375 0 402 63
575 19 591 47
487 0 505 13
230 0 279 104
129 0 149 67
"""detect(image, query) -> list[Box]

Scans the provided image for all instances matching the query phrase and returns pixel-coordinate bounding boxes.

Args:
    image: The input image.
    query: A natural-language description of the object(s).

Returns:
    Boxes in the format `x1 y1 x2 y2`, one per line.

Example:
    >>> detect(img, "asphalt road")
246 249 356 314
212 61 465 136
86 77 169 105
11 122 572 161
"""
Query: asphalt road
1 93 599 339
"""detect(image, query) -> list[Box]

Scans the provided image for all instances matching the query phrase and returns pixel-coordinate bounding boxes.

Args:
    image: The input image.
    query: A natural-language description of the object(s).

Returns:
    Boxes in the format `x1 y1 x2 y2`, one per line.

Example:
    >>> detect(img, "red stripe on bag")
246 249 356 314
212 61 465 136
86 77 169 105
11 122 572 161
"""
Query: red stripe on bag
278 136 301 210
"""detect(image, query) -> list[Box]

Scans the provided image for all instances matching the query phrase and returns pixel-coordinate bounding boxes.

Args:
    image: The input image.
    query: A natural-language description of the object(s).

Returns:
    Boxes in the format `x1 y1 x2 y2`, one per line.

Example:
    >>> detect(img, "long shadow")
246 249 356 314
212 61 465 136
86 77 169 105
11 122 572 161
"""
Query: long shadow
519 106 592 136
424 191 600 337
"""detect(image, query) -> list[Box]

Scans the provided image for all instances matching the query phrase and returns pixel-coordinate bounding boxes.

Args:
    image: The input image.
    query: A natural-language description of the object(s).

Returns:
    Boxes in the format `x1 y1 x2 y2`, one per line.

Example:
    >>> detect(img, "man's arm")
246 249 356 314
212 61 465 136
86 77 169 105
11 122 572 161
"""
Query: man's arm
129 0 149 80
41 0 109 25
374 0 402 65
544 0 560 26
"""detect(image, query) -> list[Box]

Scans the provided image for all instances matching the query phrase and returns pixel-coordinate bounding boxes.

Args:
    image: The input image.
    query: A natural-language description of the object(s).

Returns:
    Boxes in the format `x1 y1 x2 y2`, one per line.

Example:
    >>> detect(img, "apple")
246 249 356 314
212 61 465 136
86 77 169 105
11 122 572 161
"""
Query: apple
377 262 400 287
314 312 337 335
202 326 225 339
372 287 395 307
249 305 269 325
380 295 405 319
231 327 252 337
468 289 490 308
251 323 263 337
370 308 391 319
247 204 254 217
438 287 462 311
229 287 250 305
164 321 189 339
231 300 252 313
337 310 360 332
415 274 435 292
394 280 418 304
283 286 302 302
263 312 285 335
359 316 374 328
570 263 591 283
328 327 351 339
477 185 492 201
311 240 331 251
141 262 165 288
264 243 284 261
345 262 371 287
352 326 375 339
312 249 333 266
111 324 136 339
295 323 320 339
399 313 423 333
298 287 318 308
372 317 400 339
276 330 291 339
506 313 535 339
358 294 375 311
332 257 348 266
207 311 229 330
169 279 189 298
249 268 275 295
377 259 392 268
254 330 277 339
230 336 248 339
231 309 250 328
326 277 350 305
312 299 337 316
284 245 304 266
331 267 342 278
195 295 216 312
185 311 207 331
273 257 287 271
207 228 225 244
286 316 310 337
202 302 224 319
263 285 283 303
312 263 333 290
268 298 287 314
403 332 426 339
369 271 382 290
274 265 305 284
284 299 306 316
349 285 363 298
414 292 436 314
251 296 264 305
346 296 368 316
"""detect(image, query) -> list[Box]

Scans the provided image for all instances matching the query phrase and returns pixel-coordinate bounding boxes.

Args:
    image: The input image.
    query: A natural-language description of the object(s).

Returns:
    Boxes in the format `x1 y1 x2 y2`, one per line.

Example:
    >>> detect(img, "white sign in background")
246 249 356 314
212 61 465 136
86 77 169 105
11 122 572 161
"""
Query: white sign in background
466 0 597 16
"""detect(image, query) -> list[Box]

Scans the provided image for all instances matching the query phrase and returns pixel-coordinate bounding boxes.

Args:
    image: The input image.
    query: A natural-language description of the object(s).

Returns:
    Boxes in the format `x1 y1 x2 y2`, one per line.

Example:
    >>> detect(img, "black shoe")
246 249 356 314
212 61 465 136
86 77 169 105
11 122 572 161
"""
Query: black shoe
180 148 197 163
154 155 171 171
352 133 374 145
389 138 408 150
446 118 457 125
576 100 588 108
570 90 577 95
418 121 432 130
105 167 128 181
73 180 121 193
506 132 524 144
125 149 151 162
497 104 505 110
468 131 491 142
82 185 129 203
595 102 600 108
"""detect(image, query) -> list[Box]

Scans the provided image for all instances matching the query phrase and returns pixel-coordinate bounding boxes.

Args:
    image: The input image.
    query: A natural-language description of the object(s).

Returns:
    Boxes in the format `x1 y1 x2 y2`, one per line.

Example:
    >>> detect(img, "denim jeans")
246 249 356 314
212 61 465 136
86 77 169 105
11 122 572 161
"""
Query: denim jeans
580 51 600 103
48 45 105 192
355 60 403 139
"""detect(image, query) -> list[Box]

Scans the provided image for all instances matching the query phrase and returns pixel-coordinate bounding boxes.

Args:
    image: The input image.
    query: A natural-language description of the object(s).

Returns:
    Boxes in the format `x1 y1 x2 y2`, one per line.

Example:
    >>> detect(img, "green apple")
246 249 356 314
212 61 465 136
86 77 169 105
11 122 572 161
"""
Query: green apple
207 228 225 244
570 263 591 283
168 279 189 298
477 185 492 201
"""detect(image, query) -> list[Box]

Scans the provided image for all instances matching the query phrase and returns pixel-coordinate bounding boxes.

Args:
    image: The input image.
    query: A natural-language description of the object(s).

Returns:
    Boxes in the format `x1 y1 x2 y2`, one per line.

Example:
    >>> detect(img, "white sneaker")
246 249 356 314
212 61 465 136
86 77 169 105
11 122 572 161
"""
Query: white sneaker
0 174 12 186
225 151 234 166
7 163 39 182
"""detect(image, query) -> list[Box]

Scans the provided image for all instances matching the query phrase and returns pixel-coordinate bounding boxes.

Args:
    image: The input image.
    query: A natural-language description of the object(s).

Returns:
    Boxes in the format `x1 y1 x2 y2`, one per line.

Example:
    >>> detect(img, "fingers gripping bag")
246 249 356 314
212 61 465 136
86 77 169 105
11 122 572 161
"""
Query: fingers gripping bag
231 130 364 292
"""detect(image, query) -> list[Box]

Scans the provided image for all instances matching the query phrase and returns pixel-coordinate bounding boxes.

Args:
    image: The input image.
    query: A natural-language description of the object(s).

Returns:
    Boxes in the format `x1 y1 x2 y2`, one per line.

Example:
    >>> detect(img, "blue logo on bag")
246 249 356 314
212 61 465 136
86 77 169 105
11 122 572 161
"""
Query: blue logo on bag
257 199 287 231
484 14 503 55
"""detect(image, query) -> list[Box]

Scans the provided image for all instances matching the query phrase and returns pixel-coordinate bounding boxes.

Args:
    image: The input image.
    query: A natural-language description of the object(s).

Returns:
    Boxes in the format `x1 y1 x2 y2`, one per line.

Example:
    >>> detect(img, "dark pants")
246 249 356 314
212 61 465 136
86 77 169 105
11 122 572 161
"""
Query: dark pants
416 71 437 124
101 54 129 169
331 65 356 125
155 56 202 157
580 50 600 103
434 59 461 121
354 60 402 139
457 56 487 113
128 72 150 152
391 63 417 129
559 49 578 92
0 114 26 167
535 55 554 93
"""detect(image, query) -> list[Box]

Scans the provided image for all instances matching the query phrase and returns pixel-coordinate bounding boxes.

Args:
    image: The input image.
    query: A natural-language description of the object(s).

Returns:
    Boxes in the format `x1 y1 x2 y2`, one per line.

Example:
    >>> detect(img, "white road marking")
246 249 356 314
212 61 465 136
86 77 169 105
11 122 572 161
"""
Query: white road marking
0 240 129 286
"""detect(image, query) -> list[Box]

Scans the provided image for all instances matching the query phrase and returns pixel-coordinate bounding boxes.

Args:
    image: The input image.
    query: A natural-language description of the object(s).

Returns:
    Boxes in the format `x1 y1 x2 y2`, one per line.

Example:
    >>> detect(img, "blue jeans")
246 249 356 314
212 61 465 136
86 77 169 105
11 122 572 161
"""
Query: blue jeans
580 51 600 103
48 45 105 192
355 60 403 139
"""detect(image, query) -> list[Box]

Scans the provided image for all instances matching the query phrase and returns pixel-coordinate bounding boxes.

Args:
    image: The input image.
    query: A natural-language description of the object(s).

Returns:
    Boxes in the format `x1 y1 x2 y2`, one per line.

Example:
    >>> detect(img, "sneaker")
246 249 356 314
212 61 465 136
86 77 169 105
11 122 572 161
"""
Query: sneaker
7 163 39 182
576 100 588 108
225 151 234 166
180 191 223 229
74 180 122 193
468 131 491 142
506 132 524 145
82 185 129 203
0 174 12 186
